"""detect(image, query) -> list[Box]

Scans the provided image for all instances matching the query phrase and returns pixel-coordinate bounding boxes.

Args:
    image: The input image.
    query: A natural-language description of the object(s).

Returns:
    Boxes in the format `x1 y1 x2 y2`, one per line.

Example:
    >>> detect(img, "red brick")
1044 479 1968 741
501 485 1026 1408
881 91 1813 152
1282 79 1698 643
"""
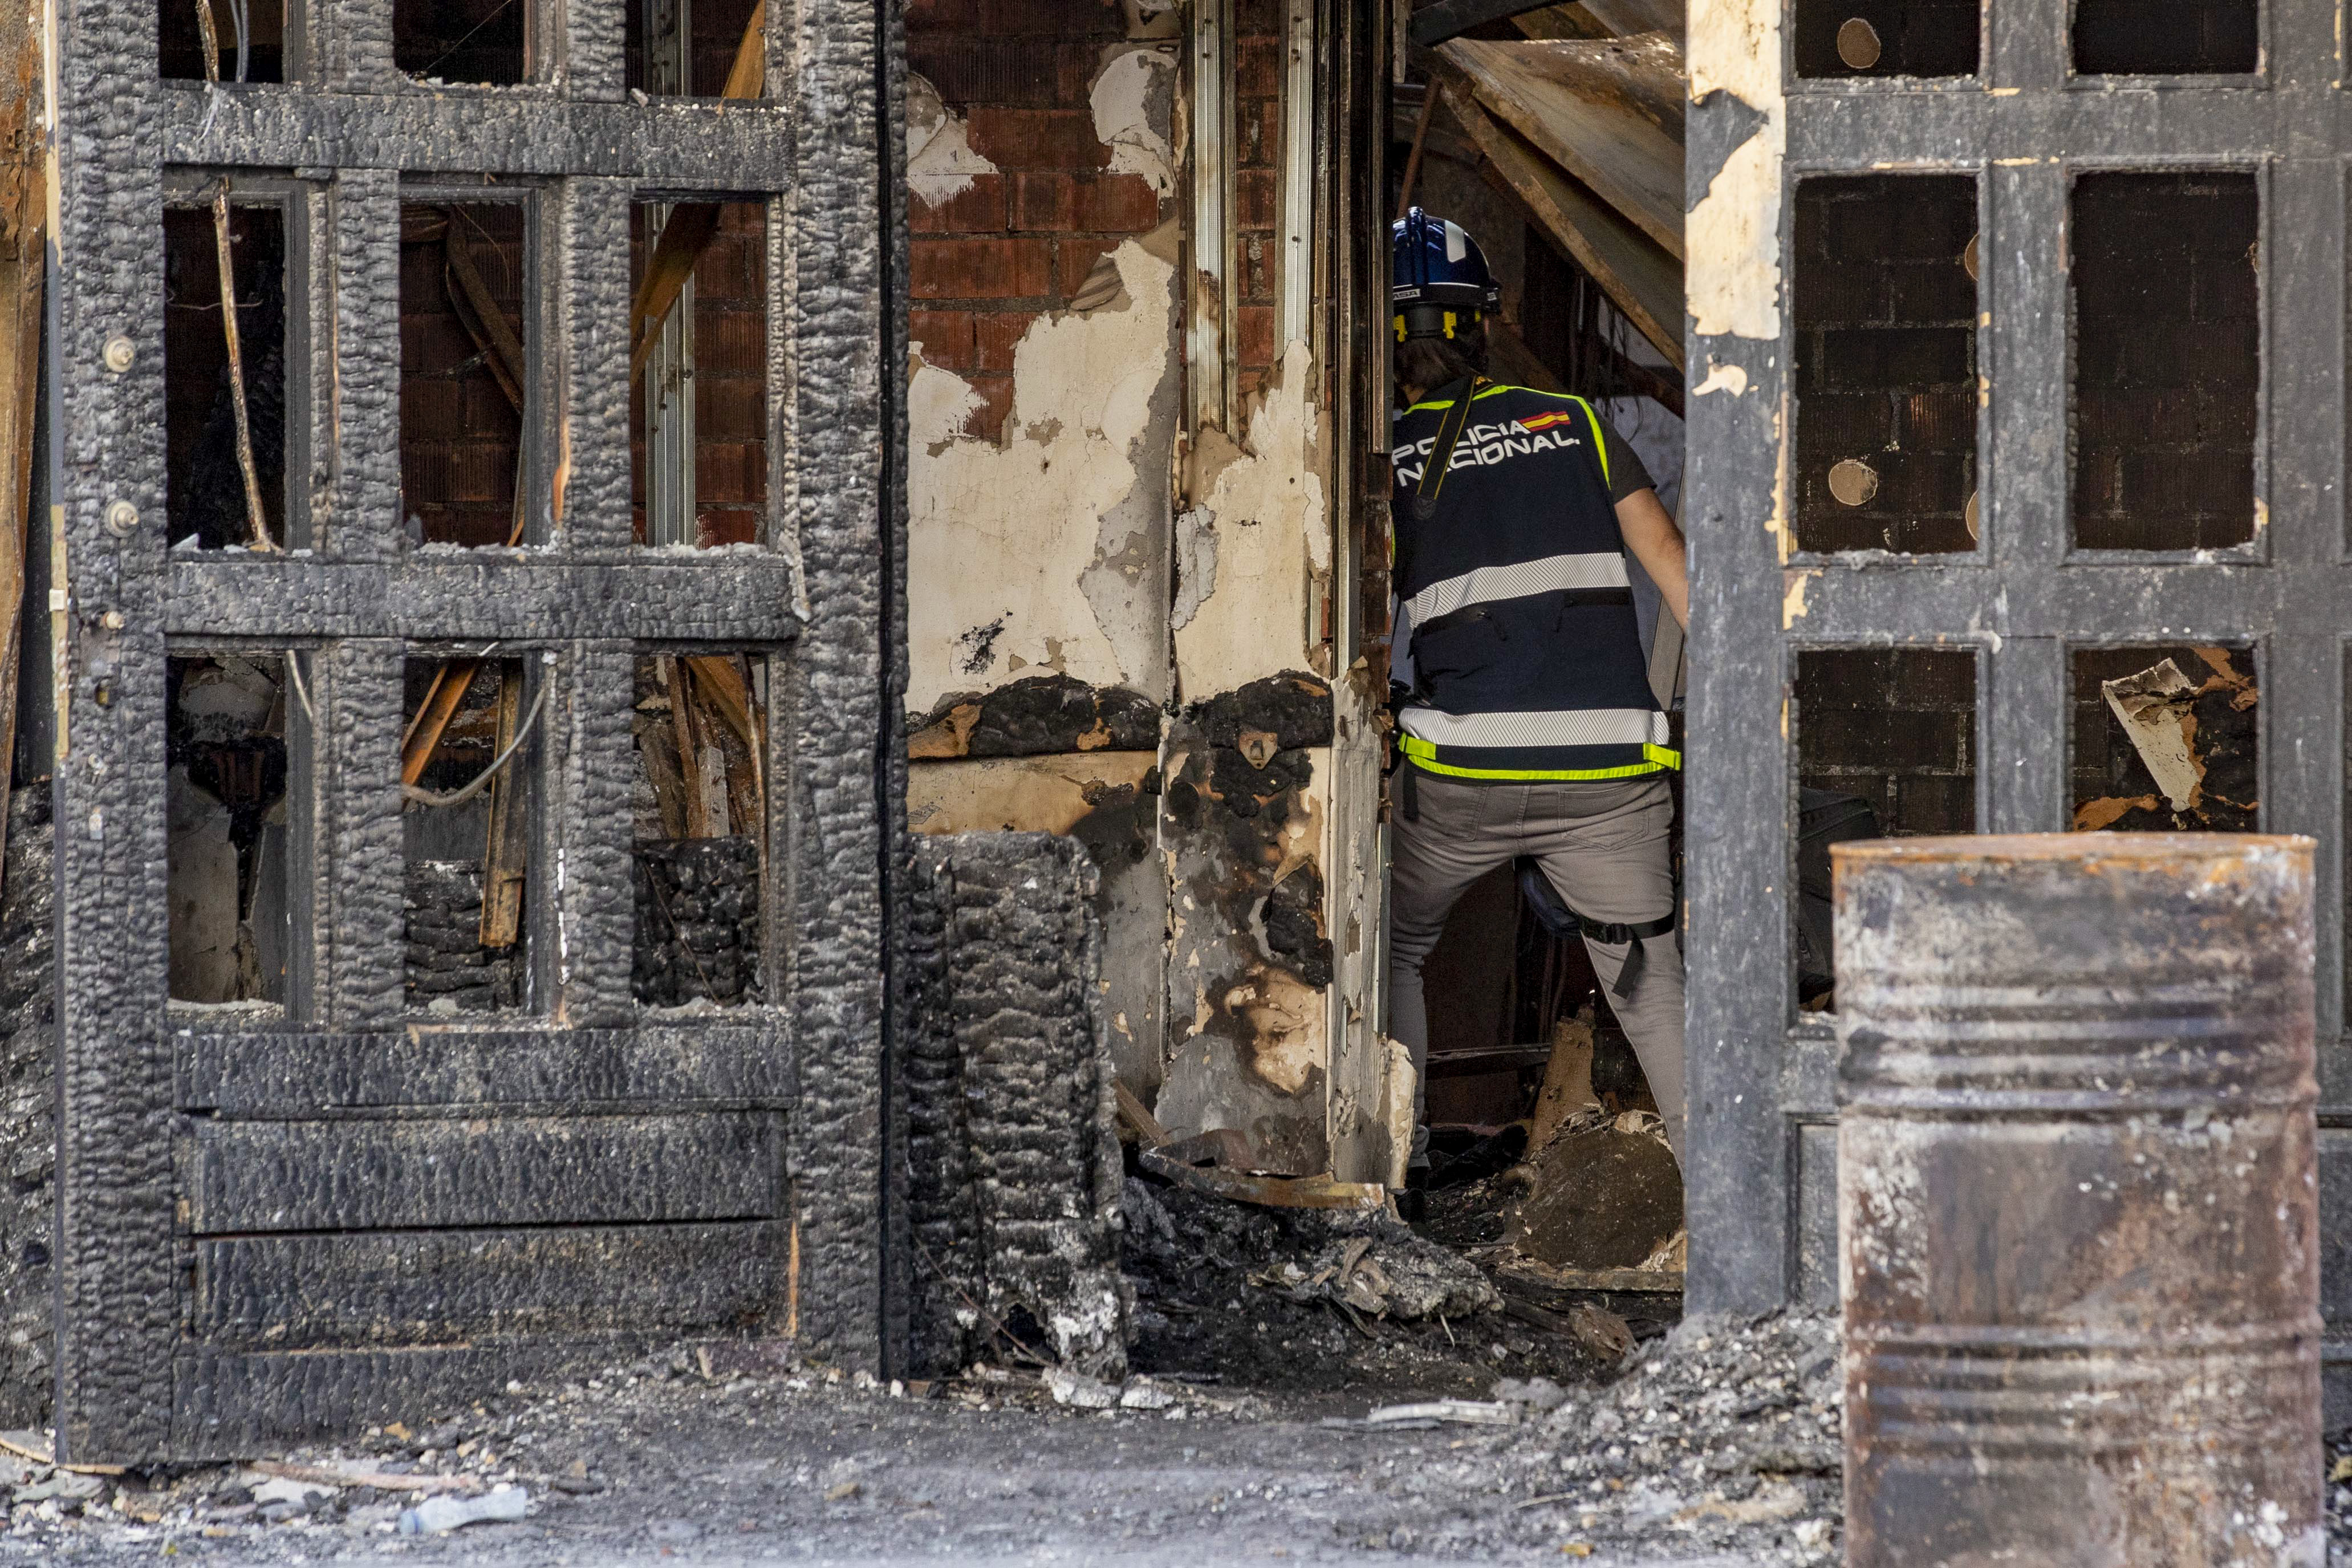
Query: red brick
1236 304 1275 369
694 441 767 505
964 107 1108 171
1055 235 1118 299
1013 172 1073 231
697 509 761 548
964 373 1015 442
1236 169 1278 229
913 236 1054 299
448 442 519 506
1071 173 1161 233
694 375 768 440
911 309 977 370
1238 100 1280 168
975 310 1037 372
911 172 1009 234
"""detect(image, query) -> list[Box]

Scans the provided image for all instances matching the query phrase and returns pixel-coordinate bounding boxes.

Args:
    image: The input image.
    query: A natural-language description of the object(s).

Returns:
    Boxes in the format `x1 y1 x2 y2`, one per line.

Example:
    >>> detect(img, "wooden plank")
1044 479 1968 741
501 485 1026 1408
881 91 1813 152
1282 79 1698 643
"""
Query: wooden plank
1441 36 1684 259
1577 0 1681 42
478 670 527 947
186 1112 779 1232
192 1223 777 1349
1439 82 1684 368
178 1023 791 1112
0 1 39 898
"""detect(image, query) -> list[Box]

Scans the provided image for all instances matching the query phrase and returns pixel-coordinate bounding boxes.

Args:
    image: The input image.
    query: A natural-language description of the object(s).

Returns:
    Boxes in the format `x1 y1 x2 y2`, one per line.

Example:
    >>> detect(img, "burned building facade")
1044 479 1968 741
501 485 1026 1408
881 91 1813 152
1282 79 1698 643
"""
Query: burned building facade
5 0 2351 1461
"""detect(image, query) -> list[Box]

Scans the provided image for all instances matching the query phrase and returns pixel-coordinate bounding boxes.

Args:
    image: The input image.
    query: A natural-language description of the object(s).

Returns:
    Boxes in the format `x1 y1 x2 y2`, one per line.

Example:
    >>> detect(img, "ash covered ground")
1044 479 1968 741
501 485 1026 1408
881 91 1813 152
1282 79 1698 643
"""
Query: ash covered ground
4 1173 2346 1565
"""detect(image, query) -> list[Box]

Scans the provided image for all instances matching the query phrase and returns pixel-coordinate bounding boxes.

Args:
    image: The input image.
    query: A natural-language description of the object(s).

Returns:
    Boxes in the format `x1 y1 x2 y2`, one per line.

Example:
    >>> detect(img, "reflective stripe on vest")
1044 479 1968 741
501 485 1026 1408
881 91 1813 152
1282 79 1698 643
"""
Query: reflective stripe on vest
1388 384 1674 782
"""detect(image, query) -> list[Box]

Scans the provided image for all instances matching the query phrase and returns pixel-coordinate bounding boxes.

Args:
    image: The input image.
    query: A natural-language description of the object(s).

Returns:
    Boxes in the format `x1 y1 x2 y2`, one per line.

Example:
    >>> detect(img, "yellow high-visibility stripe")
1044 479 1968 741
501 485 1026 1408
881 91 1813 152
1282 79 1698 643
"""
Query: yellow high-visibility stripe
1398 740 1681 781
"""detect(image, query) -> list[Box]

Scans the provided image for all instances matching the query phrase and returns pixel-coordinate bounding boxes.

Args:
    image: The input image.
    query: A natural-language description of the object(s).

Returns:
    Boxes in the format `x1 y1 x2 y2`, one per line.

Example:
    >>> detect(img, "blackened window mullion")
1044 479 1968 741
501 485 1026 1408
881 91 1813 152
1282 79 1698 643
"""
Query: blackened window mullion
331 169 404 559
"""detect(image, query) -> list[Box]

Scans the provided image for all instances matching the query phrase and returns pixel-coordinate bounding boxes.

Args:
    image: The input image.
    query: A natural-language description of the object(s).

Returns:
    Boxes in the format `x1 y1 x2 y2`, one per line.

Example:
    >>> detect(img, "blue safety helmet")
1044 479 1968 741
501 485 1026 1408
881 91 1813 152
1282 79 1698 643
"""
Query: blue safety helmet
1391 207 1500 343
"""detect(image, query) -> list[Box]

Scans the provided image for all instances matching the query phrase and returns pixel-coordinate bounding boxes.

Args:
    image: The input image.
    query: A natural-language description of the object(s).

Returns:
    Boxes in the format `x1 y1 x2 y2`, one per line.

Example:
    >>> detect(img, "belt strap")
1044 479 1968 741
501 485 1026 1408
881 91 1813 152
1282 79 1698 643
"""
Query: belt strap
1573 909 1676 1000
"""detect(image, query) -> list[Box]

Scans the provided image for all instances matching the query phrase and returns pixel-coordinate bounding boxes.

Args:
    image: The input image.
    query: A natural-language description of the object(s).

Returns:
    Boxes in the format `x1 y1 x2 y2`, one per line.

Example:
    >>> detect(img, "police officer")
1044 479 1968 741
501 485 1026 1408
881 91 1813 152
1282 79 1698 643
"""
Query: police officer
1384 209 1689 1186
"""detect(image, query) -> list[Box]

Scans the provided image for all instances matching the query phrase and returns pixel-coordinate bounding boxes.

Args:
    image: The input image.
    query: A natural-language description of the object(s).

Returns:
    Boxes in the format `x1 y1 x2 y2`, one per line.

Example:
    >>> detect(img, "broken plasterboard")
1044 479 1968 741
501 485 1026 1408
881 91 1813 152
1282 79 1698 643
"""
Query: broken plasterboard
2101 657 2200 812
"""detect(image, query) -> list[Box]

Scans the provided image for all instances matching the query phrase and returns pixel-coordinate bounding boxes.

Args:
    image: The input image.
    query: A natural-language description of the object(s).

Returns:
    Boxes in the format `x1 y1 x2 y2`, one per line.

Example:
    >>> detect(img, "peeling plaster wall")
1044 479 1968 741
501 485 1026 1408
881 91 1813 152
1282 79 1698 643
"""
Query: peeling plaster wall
908 229 1181 713
1171 343 1330 697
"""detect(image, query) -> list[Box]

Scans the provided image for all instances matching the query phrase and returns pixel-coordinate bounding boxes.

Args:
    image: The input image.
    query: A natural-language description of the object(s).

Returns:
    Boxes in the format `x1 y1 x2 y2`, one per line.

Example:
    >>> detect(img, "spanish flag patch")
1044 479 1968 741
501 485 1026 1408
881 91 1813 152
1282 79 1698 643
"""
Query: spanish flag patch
1517 410 1580 434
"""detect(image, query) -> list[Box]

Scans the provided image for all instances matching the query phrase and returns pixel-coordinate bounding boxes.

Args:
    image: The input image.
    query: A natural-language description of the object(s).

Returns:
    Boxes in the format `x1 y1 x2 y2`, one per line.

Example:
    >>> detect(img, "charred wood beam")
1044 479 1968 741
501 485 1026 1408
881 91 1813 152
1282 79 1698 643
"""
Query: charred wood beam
166 558 803 641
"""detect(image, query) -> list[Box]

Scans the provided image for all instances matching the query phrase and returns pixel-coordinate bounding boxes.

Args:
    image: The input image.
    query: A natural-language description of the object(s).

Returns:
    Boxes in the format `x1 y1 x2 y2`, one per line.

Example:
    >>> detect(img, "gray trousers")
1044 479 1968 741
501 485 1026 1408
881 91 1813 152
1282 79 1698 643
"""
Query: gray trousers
1387 770 1685 1159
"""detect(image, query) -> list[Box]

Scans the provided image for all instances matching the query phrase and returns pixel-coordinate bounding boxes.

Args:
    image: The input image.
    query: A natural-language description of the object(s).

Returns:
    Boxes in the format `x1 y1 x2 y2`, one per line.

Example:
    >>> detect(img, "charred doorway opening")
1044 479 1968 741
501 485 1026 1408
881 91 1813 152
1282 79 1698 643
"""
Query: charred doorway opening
164 181 300 551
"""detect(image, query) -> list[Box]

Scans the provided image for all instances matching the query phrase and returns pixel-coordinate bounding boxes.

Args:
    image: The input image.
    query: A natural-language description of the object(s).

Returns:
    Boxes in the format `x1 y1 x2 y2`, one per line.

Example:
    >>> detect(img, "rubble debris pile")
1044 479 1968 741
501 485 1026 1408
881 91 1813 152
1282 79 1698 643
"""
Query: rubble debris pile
403 859 521 1014
630 837 760 1006
1122 1174 1616 1399
1487 1313 1846 1561
903 832 1128 1381
0 784 51 1425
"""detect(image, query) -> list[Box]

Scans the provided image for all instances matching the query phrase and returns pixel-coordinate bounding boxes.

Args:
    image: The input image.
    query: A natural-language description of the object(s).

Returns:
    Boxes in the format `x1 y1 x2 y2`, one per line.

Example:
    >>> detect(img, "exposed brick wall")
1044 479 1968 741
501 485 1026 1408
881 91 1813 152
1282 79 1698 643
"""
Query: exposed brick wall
1793 174 1977 555
1794 648 1976 836
907 0 1170 445
1232 0 1284 400
400 202 526 548
2071 172 2257 553
628 199 769 547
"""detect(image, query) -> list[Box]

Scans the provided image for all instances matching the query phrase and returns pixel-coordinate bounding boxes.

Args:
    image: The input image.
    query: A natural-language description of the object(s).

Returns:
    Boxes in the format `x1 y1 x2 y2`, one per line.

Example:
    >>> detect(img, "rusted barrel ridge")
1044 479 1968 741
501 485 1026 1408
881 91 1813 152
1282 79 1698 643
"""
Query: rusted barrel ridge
1834 834 2321 1568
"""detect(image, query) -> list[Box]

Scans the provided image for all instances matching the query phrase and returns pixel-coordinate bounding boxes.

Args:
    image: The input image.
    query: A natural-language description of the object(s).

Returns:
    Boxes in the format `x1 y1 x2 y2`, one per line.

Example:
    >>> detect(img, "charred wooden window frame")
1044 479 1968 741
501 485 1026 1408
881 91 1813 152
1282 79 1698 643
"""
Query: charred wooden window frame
161 169 322 551
398 179 556 546
1685 1 2345 1378
45 0 897 1461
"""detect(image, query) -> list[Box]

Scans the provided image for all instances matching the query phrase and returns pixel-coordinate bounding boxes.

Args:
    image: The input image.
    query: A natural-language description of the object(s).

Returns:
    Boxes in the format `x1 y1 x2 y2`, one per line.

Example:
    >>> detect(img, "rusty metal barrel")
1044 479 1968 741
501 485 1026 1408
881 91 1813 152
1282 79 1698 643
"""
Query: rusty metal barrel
1834 834 2321 1568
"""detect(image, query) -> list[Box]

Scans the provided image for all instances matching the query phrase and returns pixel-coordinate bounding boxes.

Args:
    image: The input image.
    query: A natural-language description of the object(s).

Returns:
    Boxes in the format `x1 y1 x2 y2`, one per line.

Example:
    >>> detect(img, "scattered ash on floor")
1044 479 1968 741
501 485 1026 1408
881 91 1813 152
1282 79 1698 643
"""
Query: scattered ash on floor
1120 1172 1614 1404
1470 1311 1845 1562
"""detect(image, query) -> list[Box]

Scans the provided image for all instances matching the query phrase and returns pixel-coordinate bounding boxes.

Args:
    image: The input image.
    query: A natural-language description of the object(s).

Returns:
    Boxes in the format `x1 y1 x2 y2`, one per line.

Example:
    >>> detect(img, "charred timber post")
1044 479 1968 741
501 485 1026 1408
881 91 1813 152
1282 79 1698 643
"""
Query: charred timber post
1833 834 2321 1567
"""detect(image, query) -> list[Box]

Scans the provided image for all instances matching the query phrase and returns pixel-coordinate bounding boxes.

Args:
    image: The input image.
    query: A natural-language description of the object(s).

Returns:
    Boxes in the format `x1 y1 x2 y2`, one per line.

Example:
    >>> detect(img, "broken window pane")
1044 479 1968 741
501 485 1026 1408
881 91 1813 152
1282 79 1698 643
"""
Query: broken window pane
632 655 764 1007
165 197 290 551
403 656 537 1015
168 654 293 1008
2074 0 2257 75
400 201 530 549
159 0 286 82
1792 648 1976 1008
631 200 769 547
1794 4 1978 78
395 0 526 84
2071 172 2258 552
2070 645 2257 832
625 0 765 98
1792 174 1978 555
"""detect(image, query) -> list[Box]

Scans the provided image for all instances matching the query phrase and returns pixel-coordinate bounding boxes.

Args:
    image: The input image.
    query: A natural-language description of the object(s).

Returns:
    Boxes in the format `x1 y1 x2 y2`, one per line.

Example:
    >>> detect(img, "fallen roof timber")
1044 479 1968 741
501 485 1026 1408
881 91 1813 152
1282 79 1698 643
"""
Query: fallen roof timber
1434 80 1685 368
1439 34 1685 260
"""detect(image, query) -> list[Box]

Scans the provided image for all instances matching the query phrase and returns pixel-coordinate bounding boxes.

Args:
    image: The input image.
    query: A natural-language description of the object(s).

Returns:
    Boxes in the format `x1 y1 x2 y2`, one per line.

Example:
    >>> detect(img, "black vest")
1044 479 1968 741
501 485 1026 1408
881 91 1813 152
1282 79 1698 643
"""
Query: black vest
1389 382 1676 781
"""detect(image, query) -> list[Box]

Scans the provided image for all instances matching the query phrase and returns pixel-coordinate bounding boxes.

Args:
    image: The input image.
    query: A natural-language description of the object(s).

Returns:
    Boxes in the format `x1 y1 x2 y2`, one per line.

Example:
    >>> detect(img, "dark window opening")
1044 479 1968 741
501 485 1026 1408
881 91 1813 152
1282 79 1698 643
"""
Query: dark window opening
630 200 768 547
1792 648 1976 1008
1793 3 1979 78
159 0 286 83
624 0 765 98
403 656 537 1015
2074 0 2257 75
168 653 291 1007
165 200 289 551
2070 644 2258 832
2071 171 2258 553
395 0 526 84
1793 174 1978 555
400 201 530 549
632 655 765 1007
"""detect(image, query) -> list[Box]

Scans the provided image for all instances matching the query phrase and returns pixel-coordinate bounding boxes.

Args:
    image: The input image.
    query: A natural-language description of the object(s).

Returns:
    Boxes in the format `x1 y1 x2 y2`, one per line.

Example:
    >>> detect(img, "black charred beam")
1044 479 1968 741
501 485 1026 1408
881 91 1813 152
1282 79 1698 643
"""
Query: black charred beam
1409 0 1559 48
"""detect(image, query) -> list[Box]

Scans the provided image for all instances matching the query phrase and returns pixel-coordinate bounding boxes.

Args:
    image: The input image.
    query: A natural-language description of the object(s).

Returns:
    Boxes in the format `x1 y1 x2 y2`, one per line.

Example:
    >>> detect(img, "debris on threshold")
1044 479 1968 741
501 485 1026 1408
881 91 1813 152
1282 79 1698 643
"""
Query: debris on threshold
1122 1172 1610 1398
1323 1398 1518 1431
396 1485 530 1534
1476 1312 1846 1561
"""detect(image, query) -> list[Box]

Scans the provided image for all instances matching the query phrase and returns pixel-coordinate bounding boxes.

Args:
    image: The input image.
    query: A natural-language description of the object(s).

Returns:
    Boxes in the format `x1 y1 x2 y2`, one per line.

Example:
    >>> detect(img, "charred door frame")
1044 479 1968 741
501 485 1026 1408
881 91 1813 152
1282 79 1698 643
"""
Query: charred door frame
1686 0 2346 1374
43 0 898 1459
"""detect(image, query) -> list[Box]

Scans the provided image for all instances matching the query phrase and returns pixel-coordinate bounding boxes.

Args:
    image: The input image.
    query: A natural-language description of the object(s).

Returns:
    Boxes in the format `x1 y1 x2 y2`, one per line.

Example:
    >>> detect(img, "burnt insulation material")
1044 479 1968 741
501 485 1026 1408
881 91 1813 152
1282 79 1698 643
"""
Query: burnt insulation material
0 782 54 1424
908 673 1161 759
903 831 1128 1380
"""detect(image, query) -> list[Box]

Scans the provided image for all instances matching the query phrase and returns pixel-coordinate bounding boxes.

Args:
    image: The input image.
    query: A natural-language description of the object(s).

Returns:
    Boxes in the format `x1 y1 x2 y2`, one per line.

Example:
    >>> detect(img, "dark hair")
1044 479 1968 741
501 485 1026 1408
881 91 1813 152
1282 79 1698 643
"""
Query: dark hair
1394 318 1488 399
